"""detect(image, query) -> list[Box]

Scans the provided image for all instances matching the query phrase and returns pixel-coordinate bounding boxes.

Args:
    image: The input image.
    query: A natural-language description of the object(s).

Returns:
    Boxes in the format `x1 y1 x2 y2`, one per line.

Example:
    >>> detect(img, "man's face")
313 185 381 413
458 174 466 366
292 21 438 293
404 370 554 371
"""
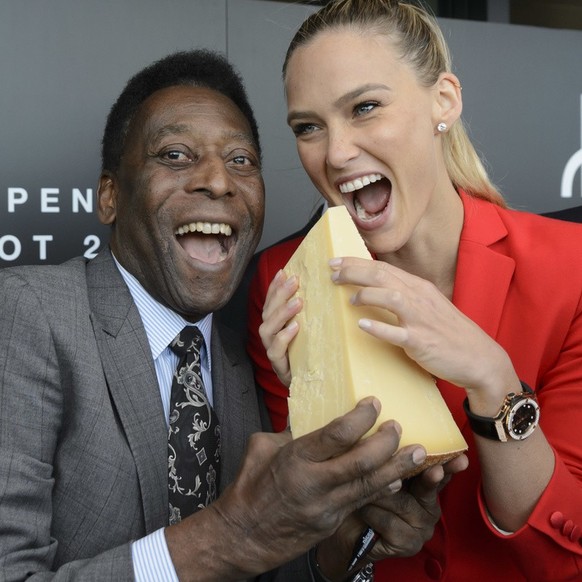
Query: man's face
98 85 265 321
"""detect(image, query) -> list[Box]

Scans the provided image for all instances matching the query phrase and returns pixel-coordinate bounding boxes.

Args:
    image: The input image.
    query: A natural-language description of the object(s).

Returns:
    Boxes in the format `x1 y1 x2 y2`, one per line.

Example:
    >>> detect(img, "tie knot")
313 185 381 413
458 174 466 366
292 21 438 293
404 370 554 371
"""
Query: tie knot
170 326 204 358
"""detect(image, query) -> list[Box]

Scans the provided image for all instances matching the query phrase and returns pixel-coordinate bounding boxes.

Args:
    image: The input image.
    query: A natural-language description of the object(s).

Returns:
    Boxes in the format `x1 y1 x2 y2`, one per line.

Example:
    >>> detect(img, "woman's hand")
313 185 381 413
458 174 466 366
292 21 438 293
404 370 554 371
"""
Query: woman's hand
258 269 302 387
329 257 516 397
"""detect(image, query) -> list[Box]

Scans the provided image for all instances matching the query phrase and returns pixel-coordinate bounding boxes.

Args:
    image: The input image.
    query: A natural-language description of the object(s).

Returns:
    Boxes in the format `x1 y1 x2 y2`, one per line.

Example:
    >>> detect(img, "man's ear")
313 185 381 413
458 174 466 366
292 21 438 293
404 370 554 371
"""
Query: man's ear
432 72 463 133
97 172 118 225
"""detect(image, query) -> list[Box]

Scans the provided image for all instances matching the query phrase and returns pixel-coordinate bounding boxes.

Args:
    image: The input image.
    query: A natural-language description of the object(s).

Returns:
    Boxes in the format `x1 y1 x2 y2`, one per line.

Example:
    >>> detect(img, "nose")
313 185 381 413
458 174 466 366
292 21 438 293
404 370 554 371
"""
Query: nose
186 155 232 198
326 124 359 169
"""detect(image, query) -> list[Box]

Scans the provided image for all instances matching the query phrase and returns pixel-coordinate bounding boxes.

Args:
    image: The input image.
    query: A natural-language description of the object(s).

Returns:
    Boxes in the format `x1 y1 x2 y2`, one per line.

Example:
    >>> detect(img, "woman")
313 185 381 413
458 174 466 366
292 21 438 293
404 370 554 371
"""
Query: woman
248 0 582 580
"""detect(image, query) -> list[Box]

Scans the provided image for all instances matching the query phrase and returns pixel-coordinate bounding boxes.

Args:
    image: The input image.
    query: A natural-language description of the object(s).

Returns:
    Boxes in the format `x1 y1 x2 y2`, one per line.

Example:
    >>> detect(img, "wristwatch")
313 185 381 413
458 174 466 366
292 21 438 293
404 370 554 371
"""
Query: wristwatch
463 381 540 442
351 562 374 582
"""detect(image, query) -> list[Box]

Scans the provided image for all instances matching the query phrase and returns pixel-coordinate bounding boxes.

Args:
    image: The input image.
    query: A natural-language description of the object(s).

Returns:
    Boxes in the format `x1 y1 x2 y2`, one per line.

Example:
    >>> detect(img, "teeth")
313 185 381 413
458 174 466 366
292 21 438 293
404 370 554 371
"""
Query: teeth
354 197 378 221
354 197 367 219
174 222 233 236
339 173 383 194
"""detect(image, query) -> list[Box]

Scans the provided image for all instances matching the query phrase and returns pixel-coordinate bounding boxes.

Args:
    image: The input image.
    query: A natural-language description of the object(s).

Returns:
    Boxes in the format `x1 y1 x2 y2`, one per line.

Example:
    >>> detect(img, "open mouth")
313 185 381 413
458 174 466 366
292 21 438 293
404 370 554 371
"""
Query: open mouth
339 173 392 222
174 221 234 264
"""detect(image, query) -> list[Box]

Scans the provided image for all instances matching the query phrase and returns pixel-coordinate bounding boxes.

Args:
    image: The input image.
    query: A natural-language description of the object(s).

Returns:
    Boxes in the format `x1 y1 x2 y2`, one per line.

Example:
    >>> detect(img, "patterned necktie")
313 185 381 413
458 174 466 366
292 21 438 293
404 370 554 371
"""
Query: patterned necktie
168 326 221 524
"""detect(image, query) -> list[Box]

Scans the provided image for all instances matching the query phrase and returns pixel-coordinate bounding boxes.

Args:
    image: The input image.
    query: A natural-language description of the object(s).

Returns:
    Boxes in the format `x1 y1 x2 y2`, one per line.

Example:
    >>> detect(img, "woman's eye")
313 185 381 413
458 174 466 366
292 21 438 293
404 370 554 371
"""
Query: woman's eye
292 123 318 136
354 102 378 116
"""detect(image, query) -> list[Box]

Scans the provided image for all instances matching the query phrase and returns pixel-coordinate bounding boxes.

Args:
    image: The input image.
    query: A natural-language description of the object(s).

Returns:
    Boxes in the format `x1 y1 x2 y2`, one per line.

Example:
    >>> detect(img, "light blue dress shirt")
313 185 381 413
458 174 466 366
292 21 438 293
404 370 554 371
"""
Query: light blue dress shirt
112 258 213 582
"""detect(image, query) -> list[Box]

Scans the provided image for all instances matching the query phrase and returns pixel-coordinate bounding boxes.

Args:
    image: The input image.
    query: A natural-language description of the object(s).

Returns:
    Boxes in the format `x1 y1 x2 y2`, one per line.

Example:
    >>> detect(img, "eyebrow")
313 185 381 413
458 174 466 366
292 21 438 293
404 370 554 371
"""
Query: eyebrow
151 125 257 149
226 131 257 149
151 124 190 142
287 83 391 125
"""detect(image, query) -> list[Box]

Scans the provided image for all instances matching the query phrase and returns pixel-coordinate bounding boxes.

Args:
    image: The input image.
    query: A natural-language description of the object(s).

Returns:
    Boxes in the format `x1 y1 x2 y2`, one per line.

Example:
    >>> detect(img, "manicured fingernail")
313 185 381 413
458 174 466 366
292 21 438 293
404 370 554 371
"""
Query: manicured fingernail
329 257 342 268
274 269 285 283
286 320 299 332
388 479 402 493
413 448 427 465
359 319 372 330
285 274 297 288
288 297 301 309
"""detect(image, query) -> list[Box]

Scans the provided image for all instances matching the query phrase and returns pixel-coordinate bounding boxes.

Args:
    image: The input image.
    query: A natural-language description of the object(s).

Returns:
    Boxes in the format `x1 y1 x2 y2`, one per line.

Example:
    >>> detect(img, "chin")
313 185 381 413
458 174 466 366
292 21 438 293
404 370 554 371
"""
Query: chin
183 277 238 316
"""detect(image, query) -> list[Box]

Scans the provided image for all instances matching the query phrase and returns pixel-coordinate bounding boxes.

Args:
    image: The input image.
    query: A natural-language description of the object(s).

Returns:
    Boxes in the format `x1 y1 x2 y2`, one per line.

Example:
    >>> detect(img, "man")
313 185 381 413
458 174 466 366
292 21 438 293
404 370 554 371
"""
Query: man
0 50 453 581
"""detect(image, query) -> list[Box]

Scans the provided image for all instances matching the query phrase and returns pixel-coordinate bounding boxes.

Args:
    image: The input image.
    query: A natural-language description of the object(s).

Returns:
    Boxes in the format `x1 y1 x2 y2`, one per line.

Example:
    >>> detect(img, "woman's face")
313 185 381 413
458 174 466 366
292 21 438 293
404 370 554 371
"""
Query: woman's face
285 29 454 255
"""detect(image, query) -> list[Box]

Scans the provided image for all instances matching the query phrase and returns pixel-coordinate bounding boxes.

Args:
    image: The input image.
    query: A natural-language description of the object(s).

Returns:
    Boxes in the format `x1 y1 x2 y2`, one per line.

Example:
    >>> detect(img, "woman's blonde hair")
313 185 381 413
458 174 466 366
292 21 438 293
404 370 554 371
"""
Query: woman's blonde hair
283 0 505 206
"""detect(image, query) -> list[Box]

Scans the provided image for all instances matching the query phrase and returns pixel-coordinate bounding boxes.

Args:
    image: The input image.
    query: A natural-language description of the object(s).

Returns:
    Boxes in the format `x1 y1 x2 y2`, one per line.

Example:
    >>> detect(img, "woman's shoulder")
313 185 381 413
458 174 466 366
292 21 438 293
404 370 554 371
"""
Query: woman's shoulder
461 194 582 279
501 203 582 242
495 202 582 274
464 193 582 244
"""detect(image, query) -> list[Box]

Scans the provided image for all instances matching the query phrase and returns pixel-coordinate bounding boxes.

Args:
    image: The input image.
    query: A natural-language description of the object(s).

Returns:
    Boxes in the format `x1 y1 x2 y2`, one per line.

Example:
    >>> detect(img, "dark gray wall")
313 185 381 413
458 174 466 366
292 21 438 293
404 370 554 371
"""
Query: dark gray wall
0 0 226 264
441 18 582 212
0 0 581 265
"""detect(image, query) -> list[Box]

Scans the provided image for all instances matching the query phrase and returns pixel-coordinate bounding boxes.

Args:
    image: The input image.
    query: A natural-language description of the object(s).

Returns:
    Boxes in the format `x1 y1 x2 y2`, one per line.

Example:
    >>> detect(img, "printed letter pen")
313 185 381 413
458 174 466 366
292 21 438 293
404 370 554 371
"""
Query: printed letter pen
347 526 379 572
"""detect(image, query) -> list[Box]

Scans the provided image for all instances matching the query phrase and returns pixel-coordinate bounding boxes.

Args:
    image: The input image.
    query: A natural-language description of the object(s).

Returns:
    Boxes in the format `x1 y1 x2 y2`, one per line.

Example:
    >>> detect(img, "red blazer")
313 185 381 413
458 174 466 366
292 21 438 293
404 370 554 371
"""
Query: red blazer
247 192 582 581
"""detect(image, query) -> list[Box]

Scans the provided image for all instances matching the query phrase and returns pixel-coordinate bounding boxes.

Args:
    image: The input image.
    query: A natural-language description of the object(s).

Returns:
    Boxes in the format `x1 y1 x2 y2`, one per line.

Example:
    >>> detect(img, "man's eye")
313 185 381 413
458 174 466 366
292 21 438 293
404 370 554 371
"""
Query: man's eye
232 155 252 165
354 102 378 116
163 150 190 162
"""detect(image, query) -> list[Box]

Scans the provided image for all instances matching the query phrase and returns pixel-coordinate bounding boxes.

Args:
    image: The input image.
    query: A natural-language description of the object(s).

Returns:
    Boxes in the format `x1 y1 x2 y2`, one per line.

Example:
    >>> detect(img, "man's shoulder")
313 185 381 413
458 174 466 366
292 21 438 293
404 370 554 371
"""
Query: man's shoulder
0 255 90 292
0 251 118 314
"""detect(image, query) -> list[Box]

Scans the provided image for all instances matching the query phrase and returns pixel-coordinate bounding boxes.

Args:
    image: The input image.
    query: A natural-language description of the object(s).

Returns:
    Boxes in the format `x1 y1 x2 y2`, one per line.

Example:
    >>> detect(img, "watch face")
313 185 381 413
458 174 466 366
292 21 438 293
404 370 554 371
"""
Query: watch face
507 398 540 440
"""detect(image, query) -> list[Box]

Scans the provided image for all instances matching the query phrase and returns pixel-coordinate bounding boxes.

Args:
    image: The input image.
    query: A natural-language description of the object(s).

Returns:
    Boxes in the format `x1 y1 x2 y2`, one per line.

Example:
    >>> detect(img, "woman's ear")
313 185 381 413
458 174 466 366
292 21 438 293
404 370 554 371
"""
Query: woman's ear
432 72 463 133
97 172 118 225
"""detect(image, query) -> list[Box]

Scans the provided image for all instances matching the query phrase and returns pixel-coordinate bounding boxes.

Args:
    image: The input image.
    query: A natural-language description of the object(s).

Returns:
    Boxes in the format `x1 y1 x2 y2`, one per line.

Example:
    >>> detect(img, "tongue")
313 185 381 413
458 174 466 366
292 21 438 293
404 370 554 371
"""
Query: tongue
178 233 227 264
355 182 390 215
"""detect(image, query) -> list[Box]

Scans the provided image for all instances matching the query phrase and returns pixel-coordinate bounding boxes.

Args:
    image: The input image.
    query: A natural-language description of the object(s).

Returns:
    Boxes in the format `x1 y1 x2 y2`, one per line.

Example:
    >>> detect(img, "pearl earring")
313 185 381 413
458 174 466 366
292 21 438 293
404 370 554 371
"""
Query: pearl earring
437 122 447 133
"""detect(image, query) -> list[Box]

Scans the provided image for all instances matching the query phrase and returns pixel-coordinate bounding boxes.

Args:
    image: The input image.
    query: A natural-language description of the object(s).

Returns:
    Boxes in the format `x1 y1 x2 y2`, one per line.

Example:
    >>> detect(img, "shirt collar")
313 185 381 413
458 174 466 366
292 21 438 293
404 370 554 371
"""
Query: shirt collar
112 254 213 368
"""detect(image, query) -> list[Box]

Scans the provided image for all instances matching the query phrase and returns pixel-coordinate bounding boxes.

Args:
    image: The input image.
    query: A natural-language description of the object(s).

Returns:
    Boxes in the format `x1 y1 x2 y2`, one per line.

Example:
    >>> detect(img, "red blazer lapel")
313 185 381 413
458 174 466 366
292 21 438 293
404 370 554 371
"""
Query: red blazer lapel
453 194 515 339
440 193 516 426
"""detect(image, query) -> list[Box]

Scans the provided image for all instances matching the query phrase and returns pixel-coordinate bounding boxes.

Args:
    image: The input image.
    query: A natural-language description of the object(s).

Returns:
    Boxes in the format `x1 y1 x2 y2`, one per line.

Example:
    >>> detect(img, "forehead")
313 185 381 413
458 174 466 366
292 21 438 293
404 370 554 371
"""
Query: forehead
129 85 255 146
285 29 408 97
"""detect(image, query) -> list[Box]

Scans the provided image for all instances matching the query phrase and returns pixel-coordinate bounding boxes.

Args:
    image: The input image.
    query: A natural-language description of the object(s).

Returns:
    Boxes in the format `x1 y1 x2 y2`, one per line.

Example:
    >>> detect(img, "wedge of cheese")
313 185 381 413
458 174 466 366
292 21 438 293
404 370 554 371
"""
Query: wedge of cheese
284 206 467 473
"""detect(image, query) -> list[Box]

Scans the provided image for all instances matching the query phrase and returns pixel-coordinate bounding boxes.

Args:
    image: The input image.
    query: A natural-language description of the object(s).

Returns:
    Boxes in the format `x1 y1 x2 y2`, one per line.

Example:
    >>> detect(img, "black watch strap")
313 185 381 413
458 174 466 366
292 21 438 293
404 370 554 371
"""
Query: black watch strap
463 399 501 440
463 381 535 441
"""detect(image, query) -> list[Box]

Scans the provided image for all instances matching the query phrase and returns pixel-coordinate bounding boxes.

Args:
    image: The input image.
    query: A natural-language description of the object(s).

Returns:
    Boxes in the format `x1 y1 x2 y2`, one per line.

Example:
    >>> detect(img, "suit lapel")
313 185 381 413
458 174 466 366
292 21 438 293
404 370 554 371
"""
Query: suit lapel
211 324 262 494
87 249 169 532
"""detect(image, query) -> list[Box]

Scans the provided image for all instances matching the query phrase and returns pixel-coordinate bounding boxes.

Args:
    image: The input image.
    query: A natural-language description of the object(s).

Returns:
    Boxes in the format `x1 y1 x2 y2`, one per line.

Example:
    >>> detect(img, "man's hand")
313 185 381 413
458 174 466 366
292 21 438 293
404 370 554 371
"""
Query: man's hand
166 398 430 581
315 453 469 580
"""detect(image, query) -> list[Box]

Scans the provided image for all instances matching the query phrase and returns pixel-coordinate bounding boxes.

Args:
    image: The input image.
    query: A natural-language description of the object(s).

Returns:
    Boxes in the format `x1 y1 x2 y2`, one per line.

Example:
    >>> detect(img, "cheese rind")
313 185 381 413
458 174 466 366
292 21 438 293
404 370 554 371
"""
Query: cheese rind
284 206 467 470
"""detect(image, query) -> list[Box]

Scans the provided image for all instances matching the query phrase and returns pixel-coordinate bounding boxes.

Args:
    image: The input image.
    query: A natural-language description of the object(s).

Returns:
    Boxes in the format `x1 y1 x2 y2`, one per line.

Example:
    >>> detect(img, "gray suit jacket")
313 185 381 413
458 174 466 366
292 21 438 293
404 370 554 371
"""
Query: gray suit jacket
0 249 308 581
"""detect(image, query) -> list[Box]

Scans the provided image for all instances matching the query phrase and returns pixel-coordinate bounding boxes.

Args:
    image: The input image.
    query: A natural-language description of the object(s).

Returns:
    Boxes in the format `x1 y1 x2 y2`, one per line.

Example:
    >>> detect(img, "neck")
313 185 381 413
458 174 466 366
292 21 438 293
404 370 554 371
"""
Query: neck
376 188 464 300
